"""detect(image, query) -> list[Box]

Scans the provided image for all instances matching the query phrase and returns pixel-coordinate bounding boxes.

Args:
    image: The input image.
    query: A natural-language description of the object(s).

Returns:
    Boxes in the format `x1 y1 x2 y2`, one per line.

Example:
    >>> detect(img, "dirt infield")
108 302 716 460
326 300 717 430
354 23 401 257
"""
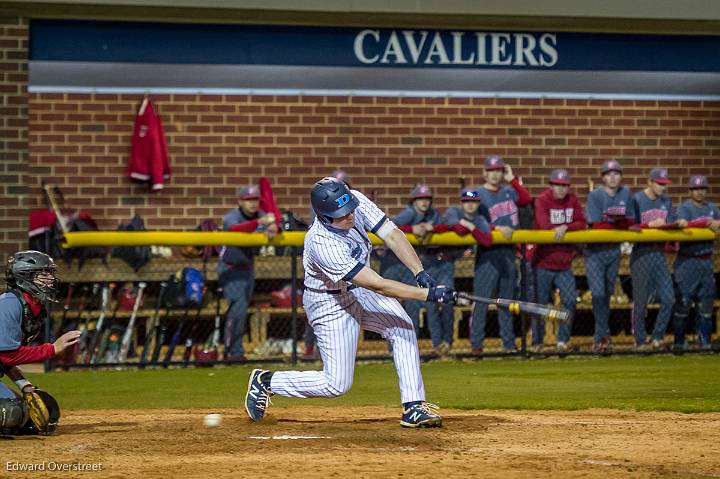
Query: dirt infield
3 407 720 478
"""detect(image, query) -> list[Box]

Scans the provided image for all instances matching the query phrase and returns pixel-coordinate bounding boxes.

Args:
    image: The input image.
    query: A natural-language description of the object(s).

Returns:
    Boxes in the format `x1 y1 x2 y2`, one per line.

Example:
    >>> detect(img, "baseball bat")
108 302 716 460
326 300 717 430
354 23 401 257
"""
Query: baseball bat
94 283 122 364
456 292 570 323
182 287 208 366
203 287 223 352
150 300 174 366
77 282 101 363
41 182 69 236
165 286 207 368
87 282 114 364
55 283 75 338
140 282 167 367
118 282 146 363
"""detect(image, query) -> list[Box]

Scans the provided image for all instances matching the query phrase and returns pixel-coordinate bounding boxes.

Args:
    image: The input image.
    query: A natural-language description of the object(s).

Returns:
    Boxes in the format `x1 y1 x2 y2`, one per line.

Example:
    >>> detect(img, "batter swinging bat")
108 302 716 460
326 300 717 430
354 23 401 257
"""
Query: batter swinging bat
456 292 570 323
118 282 146 363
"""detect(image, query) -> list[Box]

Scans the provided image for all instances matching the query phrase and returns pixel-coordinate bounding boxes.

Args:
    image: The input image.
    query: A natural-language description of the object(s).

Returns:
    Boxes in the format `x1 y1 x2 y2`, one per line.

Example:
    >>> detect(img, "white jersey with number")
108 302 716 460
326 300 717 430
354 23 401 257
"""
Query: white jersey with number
269 188 426 404
303 190 386 291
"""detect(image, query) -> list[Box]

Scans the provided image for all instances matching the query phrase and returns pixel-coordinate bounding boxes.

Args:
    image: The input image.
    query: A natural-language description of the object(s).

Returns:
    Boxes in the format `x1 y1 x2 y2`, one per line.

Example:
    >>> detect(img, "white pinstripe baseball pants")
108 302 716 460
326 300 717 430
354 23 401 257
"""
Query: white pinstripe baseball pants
270 288 426 404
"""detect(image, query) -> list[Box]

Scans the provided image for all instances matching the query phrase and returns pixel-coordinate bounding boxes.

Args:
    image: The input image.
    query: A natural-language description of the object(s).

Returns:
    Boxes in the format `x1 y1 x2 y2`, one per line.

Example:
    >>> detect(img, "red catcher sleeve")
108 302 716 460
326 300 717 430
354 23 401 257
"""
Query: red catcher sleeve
533 194 553 230
228 219 260 232
451 224 471 235
398 224 414 233
431 224 450 233
471 229 493 247
0 343 55 367
510 178 533 206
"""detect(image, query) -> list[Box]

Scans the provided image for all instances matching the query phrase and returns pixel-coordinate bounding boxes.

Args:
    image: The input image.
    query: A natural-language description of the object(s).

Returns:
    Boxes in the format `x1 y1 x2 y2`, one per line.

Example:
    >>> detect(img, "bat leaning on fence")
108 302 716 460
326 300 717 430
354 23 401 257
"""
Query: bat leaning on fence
118 282 147 363
164 286 207 368
140 282 167 368
456 292 570 323
87 282 114 364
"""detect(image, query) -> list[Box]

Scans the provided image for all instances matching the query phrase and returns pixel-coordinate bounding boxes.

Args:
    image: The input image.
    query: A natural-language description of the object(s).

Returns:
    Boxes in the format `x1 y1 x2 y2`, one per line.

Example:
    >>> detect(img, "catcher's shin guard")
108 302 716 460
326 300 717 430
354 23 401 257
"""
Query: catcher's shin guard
0 396 29 435
24 389 61 435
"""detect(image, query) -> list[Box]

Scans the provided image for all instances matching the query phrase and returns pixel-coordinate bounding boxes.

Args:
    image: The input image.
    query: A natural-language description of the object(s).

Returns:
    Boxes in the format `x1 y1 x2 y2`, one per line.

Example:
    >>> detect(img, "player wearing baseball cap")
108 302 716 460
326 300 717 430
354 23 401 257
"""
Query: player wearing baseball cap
437 188 493 356
531 170 586 353
673 175 720 349
471 155 532 354
584 160 636 353
245 177 454 428
628 168 680 351
218 185 278 362
380 184 448 334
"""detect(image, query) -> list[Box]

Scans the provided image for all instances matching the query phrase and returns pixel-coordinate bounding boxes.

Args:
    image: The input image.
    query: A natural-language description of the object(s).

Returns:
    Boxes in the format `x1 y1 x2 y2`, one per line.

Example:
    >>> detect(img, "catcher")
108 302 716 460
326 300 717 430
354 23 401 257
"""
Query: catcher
0 250 80 436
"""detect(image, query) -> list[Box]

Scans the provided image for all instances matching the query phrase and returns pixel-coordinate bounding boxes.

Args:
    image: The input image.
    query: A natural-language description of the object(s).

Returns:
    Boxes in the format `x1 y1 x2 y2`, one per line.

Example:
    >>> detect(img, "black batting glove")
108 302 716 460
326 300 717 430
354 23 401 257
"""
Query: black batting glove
427 285 456 304
415 270 436 289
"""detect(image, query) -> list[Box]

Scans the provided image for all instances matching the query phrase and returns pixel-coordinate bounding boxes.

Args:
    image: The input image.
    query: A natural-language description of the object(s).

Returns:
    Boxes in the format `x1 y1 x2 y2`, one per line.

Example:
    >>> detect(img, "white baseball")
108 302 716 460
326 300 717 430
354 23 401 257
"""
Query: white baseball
203 413 222 427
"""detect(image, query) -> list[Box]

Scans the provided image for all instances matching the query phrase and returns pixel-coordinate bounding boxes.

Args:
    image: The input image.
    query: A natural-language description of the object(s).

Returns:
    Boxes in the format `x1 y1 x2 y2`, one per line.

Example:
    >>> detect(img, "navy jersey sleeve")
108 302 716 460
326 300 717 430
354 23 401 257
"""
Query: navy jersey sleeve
443 207 461 226
678 202 693 221
474 214 491 233
0 293 23 352
585 190 604 224
392 207 416 226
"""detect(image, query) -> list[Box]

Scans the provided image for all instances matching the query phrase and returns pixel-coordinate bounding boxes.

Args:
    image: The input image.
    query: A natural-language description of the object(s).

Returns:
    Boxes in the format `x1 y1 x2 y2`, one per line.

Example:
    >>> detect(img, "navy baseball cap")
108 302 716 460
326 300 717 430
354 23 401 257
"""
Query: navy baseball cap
601 160 623 174
648 168 671 184
460 187 481 201
688 175 709 189
237 185 260 199
549 169 571 185
484 155 506 171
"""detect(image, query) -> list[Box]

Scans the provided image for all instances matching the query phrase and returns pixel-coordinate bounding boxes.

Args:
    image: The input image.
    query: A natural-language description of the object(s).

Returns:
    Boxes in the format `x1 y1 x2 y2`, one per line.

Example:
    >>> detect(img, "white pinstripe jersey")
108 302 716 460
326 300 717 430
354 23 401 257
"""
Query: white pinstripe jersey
303 190 386 291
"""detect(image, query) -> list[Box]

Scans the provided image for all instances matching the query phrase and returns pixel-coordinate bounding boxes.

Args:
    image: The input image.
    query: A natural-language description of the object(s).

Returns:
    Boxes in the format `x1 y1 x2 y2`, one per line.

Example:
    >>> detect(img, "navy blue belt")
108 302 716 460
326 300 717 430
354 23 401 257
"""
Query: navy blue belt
304 285 358 295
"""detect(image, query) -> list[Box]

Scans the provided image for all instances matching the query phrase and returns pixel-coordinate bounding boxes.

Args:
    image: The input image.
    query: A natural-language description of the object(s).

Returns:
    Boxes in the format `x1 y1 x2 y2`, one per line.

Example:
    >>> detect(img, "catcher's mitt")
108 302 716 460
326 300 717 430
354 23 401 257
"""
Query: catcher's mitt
23 389 60 435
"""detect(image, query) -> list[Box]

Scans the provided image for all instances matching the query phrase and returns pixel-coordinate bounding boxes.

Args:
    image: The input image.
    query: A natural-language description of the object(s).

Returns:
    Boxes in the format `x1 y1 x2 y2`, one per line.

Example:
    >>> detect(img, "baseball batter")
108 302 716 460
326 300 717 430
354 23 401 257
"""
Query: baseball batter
673 175 720 348
584 160 635 353
1 251 79 435
245 178 454 428
629 168 680 350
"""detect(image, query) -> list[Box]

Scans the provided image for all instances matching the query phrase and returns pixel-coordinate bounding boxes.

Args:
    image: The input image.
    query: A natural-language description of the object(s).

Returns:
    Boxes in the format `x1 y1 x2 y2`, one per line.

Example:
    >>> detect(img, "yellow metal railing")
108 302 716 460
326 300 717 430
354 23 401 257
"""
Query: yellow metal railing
61 228 717 248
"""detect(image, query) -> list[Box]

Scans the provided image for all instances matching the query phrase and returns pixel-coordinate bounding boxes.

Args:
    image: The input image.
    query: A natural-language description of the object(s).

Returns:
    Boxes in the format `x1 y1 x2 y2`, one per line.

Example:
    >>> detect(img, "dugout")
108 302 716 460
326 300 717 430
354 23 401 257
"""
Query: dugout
1 1 719 361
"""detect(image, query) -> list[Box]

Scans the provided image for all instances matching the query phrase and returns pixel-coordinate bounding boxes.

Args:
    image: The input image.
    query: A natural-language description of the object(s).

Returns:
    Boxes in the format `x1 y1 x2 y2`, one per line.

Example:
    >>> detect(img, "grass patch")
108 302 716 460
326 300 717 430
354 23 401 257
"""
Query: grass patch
17 354 720 413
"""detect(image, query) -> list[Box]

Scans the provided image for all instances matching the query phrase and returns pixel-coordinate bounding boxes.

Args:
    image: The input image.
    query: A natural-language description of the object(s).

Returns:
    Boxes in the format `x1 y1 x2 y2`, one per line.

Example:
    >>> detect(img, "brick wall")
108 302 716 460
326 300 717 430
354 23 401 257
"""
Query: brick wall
27 93 720 231
1 17 28 258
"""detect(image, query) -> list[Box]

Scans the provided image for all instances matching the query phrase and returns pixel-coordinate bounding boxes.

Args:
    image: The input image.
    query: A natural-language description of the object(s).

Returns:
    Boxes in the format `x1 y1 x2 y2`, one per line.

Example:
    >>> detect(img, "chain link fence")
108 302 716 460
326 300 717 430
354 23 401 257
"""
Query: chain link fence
33 238 719 370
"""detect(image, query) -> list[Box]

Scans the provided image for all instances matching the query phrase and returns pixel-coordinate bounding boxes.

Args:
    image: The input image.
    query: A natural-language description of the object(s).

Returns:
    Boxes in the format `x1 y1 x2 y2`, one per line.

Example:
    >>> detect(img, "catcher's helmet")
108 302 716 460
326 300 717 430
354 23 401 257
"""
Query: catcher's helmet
310 177 359 224
5 250 59 303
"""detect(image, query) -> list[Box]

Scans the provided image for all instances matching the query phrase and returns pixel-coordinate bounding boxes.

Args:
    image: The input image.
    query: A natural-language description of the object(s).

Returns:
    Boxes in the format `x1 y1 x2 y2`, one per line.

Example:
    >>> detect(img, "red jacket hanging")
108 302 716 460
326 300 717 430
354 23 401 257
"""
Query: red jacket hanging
128 97 170 192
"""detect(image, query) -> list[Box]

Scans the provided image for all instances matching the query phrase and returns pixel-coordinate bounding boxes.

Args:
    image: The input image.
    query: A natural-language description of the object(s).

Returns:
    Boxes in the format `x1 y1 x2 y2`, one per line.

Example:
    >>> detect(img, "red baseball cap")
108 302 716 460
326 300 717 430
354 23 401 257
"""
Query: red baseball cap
648 168 672 184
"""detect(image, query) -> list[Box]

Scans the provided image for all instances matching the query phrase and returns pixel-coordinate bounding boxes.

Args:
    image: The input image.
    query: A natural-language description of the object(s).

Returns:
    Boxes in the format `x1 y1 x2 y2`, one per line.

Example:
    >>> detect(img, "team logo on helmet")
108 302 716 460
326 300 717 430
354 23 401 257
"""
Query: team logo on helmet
336 194 351 208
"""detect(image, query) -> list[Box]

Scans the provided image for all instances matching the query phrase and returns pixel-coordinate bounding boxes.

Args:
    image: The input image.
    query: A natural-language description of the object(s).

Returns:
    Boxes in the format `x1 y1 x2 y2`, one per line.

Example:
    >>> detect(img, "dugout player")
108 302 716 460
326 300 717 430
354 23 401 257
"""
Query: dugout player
245 178 454 428
442 188 493 354
218 185 278 362
673 175 720 349
1 251 80 435
531 170 586 353
629 168 681 350
584 160 635 353
471 155 532 354
381 185 444 334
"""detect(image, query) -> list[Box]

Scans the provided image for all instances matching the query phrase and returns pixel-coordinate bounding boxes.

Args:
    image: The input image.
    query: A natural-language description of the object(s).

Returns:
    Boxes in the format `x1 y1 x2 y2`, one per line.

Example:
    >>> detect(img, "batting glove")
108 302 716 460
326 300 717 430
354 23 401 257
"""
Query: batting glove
427 285 456 304
415 270 437 289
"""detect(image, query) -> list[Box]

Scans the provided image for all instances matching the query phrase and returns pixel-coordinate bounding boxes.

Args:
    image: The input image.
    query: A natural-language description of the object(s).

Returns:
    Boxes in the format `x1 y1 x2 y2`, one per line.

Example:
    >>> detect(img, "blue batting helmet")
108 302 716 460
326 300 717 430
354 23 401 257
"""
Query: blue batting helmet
310 177 360 224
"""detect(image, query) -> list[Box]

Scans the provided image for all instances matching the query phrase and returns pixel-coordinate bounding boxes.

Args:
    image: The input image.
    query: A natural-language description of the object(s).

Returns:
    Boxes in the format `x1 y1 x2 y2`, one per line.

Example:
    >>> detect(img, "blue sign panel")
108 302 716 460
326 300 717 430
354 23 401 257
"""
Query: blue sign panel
30 19 720 72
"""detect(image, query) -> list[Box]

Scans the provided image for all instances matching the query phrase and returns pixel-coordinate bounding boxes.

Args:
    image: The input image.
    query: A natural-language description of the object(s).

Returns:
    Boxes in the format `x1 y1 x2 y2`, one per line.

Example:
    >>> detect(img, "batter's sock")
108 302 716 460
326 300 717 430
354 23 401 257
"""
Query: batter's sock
262 372 274 389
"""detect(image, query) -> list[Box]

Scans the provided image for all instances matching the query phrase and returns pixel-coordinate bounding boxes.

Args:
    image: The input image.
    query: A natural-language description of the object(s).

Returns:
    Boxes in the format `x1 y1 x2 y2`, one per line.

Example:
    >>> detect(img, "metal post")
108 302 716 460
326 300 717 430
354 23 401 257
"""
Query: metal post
519 245 528 355
290 246 298 366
